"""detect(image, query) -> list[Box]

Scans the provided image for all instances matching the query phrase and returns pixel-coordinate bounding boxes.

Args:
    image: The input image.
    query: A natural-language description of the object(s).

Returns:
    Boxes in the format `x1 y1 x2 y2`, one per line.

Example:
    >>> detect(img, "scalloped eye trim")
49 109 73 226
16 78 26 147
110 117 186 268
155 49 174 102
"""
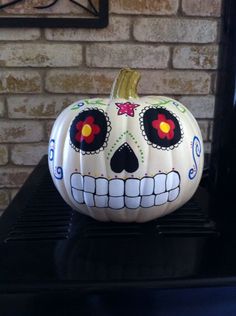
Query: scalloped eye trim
70 107 112 155
139 106 184 150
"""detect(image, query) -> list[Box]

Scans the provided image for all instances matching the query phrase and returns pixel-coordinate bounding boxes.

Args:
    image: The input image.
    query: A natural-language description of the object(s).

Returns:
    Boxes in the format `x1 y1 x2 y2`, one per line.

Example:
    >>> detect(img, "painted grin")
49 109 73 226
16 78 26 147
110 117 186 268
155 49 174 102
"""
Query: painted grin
70 171 180 209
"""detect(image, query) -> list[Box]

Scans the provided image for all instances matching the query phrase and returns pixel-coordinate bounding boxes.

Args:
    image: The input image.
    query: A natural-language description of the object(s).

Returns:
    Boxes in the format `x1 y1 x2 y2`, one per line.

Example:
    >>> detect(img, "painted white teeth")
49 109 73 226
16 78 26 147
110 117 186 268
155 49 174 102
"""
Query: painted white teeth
109 179 124 196
125 196 141 209
71 173 83 190
141 195 155 208
84 176 95 193
166 171 180 191
125 179 139 197
84 192 94 206
168 187 180 201
96 178 108 195
94 195 108 207
109 197 124 209
72 188 84 204
70 172 180 209
155 192 168 206
154 174 166 194
140 177 154 196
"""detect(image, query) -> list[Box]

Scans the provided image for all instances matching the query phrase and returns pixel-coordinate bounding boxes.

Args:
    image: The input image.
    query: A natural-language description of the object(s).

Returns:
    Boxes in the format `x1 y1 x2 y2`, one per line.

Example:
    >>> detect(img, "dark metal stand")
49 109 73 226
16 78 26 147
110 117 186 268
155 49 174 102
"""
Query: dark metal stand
0 156 235 315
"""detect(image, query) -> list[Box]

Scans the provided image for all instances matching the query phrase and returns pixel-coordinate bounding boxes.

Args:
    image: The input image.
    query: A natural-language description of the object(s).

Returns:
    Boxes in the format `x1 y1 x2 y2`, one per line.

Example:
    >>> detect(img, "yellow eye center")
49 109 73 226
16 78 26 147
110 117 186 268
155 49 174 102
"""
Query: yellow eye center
160 122 170 133
82 124 92 137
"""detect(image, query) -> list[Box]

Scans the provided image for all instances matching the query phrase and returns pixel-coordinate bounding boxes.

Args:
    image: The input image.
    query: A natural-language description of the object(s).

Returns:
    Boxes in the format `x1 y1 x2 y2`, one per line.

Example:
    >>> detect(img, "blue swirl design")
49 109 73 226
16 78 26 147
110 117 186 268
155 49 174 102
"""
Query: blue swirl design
54 166 63 180
49 139 55 161
49 139 63 180
189 136 201 180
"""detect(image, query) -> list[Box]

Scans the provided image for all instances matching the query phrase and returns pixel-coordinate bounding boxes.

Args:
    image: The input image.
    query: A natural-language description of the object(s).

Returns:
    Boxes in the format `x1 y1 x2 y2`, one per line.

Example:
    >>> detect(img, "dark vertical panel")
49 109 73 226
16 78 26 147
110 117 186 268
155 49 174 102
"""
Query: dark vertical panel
210 0 236 219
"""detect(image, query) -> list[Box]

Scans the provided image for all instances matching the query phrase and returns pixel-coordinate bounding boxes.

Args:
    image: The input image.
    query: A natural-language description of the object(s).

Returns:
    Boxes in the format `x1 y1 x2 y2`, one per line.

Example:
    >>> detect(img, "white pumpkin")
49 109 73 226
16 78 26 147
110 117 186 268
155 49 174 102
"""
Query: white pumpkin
48 69 204 222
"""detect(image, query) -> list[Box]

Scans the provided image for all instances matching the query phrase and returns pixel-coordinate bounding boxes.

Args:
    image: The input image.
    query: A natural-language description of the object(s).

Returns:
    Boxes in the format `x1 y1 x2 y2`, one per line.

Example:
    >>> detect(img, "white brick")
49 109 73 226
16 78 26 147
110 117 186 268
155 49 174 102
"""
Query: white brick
0 44 82 67
11 144 48 165
0 98 5 117
45 70 115 94
198 120 209 141
0 145 8 165
110 0 179 15
134 18 217 43
182 0 222 17
7 95 78 119
178 96 215 118
173 45 218 69
86 44 169 69
0 28 40 41
0 71 41 93
0 190 9 210
0 167 33 188
139 70 211 95
46 120 55 140
0 121 44 143
46 70 211 95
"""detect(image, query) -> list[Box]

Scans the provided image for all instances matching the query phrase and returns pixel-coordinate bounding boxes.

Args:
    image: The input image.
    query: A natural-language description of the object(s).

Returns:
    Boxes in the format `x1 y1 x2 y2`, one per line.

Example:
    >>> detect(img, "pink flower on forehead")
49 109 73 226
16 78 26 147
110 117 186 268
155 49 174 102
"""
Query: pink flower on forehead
116 102 140 117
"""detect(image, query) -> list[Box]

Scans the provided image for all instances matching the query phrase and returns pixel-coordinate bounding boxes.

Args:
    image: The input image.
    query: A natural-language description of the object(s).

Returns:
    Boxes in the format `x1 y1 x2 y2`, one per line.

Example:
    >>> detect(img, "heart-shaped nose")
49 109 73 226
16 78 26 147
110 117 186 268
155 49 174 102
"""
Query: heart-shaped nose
110 142 139 173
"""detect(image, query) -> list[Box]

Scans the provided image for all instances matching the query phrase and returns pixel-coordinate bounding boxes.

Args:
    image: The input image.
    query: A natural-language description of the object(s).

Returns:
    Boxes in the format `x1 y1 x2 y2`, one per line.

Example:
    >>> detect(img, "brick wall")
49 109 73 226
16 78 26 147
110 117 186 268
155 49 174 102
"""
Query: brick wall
0 0 222 213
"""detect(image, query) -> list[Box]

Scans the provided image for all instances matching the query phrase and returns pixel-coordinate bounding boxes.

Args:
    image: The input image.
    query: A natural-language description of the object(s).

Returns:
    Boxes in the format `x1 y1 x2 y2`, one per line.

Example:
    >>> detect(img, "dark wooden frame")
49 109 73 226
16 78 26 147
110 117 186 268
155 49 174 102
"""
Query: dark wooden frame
0 0 108 28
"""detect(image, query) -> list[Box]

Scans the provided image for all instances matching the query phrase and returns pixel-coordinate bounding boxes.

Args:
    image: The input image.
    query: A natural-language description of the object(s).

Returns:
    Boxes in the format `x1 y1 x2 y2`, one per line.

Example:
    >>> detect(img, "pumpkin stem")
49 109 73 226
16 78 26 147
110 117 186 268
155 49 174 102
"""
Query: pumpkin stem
110 68 141 99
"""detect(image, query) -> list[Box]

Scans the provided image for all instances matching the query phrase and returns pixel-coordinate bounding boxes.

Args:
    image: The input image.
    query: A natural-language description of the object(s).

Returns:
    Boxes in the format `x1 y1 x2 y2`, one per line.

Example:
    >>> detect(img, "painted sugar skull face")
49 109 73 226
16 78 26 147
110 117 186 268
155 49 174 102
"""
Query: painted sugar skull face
49 69 204 222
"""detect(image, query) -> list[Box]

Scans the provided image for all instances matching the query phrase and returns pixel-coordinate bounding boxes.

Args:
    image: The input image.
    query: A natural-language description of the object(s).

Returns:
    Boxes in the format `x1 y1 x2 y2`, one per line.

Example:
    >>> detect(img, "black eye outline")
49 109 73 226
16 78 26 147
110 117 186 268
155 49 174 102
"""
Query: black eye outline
139 106 183 150
69 108 111 155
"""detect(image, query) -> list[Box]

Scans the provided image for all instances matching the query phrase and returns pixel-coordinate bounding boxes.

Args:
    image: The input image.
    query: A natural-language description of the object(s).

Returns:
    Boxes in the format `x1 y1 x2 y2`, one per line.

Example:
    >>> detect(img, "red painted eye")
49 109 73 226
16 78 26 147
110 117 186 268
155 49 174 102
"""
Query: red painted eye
75 116 101 144
152 113 176 140
141 107 183 149
70 109 110 153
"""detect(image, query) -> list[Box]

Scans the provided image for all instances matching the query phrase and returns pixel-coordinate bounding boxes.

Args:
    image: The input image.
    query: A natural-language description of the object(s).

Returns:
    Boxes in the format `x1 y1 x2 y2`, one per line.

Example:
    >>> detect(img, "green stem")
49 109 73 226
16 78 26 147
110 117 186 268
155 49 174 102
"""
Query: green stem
110 68 141 99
